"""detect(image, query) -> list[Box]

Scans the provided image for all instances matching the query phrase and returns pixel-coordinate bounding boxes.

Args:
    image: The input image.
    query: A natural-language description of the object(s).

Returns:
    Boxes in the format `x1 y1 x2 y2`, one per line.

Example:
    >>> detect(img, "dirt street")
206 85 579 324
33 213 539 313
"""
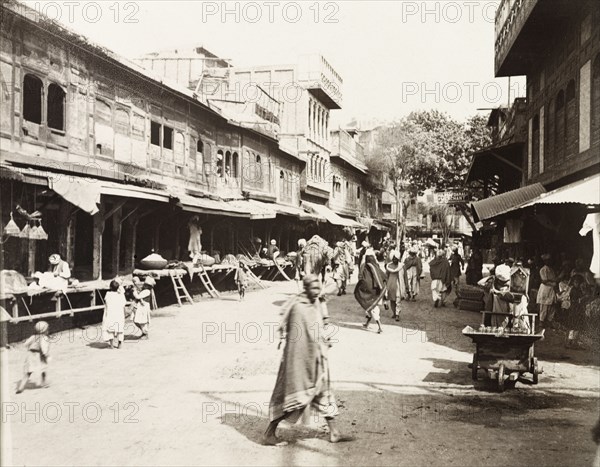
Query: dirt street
2 276 599 466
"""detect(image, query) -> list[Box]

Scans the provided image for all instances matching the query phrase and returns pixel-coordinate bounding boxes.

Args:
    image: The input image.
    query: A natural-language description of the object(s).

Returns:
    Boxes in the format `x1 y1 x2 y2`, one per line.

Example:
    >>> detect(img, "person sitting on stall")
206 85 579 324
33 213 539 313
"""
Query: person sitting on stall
48 253 71 280
490 264 511 308
267 239 280 260
571 258 596 288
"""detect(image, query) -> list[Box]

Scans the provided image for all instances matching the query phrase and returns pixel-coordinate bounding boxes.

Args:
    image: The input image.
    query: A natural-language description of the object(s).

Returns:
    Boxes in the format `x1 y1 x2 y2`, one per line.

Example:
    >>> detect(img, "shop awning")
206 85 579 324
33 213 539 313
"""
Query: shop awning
227 199 277 220
179 195 253 218
520 174 600 207
471 183 546 221
302 201 363 228
466 142 524 193
49 177 102 215
0 164 25 182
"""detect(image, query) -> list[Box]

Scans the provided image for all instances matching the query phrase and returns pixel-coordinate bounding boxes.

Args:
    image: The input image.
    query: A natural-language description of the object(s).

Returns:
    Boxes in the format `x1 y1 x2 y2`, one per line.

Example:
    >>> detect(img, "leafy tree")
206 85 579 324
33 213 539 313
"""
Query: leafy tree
365 110 491 240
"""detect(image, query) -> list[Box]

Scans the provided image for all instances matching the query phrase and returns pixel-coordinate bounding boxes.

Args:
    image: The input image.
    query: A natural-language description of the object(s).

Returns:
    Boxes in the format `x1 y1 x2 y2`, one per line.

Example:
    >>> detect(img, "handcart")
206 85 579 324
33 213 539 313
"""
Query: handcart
462 311 545 392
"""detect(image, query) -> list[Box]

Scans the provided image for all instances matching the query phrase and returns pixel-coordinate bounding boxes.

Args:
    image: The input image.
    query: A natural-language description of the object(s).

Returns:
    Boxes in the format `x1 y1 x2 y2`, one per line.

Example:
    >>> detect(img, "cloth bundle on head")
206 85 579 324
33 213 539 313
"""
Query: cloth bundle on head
495 264 511 283
49 254 61 265
297 238 306 247
302 274 319 288
270 239 277 245
34 321 49 334
390 250 401 260
409 247 418 255
144 276 156 287
364 247 376 257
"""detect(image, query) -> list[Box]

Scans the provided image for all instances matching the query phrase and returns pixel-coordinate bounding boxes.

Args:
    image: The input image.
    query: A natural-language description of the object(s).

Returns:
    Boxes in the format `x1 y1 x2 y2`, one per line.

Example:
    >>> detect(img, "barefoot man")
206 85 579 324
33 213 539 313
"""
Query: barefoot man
264 274 347 445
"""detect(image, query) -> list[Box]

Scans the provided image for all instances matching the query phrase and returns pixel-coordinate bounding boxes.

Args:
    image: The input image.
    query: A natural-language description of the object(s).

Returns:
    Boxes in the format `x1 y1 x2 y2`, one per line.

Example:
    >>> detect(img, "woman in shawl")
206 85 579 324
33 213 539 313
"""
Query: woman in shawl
385 250 403 321
429 249 452 308
355 249 386 334
265 275 345 445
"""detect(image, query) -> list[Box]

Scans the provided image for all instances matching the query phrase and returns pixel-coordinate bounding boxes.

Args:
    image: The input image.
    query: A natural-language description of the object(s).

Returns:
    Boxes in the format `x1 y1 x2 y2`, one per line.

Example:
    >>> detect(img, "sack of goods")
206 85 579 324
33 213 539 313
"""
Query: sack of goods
457 285 485 301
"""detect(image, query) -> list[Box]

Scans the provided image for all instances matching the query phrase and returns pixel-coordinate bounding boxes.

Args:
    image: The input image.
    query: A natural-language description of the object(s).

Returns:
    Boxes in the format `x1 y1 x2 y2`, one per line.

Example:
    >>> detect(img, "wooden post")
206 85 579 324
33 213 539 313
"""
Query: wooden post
93 204 105 280
27 238 36 276
173 218 182 260
122 216 139 273
153 222 160 252
58 204 76 267
111 207 122 276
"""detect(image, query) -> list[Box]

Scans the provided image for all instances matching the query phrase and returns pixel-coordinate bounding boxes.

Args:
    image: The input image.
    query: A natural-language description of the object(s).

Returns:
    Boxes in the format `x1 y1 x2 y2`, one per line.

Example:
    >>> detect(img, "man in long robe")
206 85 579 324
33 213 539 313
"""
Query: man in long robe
355 249 386 334
264 274 344 445
429 249 452 307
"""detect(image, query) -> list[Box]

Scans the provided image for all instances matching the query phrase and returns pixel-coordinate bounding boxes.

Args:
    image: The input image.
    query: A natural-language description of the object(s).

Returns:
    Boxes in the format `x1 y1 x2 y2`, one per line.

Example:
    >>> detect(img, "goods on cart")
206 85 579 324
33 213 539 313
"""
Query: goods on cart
463 310 544 392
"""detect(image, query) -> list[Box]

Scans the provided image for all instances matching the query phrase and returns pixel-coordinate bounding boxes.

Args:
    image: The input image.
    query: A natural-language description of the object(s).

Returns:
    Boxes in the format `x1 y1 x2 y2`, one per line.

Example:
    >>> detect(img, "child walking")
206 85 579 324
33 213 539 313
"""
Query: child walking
235 261 249 301
102 280 126 349
16 321 50 394
133 276 155 339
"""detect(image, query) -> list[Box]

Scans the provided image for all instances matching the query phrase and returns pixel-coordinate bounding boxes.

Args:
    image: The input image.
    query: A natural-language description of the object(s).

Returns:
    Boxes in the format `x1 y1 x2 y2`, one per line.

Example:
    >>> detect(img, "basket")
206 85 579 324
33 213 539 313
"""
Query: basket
459 298 484 312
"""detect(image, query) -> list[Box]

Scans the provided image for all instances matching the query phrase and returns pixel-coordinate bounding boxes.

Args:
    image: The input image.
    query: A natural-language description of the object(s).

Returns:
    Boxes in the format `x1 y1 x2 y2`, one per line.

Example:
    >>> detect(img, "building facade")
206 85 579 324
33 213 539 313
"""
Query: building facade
0 1 382 288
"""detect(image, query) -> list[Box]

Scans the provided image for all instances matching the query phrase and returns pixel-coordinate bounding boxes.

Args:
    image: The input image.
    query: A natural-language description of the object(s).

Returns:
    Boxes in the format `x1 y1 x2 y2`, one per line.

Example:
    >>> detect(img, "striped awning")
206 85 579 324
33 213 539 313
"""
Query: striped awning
520 174 600 207
471 183 546 221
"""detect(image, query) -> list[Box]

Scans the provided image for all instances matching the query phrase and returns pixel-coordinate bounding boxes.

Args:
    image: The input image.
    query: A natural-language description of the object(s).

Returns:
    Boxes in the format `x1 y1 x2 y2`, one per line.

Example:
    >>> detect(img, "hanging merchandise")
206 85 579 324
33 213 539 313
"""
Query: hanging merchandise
18 223 31 239
36 220 48 240
29 222 40 239
3 212 21 237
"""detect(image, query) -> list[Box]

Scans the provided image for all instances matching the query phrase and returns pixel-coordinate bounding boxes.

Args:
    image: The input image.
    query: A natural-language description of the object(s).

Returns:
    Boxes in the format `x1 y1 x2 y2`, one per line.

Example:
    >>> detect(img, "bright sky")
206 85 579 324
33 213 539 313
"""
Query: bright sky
23 0 525 126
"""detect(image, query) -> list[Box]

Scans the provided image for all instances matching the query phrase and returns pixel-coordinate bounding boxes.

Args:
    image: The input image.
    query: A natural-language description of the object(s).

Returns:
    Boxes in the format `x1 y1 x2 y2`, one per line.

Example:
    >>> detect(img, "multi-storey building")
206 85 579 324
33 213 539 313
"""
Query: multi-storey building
466 0 600 264
495 0 599 189
229 56 379 231
0 1 326 284
0 0 383 295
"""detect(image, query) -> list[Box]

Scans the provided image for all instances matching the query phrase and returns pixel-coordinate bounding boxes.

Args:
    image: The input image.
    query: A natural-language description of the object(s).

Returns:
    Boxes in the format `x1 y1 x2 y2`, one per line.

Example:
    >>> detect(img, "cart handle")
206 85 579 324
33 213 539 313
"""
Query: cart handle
480 311 538 317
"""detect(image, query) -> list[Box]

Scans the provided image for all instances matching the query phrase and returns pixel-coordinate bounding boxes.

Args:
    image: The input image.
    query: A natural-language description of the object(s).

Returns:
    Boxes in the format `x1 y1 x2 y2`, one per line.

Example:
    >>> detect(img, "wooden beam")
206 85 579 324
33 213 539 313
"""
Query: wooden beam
103 200 127 222
489 151 522 172
111 207 122 276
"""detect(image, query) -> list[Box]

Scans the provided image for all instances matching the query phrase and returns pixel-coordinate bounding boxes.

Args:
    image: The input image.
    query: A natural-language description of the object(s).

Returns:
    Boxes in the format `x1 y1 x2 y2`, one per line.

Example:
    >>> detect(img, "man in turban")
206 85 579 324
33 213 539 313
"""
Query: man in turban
264 274 346 445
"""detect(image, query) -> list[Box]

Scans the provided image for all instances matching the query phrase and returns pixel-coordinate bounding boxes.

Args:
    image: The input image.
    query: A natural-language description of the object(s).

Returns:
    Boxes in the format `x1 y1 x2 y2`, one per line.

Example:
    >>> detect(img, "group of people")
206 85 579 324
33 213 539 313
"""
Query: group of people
474 252 600 346
15 274 156 394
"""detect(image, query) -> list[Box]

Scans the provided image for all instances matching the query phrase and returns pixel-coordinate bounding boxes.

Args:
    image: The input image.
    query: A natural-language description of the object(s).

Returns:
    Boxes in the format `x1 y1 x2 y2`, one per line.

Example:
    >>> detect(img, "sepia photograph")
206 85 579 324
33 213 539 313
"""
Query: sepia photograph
0 0 599 465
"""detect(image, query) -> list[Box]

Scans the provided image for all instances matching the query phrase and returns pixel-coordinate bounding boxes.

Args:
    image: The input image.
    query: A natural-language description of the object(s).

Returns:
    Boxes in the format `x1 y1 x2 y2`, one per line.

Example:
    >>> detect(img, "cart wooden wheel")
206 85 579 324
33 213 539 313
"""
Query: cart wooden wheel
472 353 478 380
532 357 539 385
497 364 505 392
